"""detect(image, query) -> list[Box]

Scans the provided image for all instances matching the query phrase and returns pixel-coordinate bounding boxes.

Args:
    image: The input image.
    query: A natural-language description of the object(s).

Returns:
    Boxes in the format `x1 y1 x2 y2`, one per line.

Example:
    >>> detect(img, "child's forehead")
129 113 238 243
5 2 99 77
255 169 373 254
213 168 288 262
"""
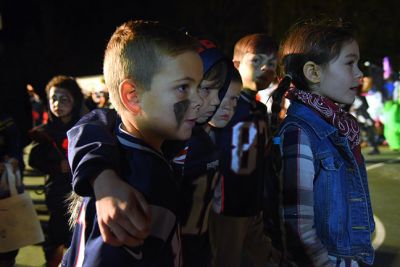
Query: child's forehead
243 52 276 59
50 86 71 95
200 78 221 88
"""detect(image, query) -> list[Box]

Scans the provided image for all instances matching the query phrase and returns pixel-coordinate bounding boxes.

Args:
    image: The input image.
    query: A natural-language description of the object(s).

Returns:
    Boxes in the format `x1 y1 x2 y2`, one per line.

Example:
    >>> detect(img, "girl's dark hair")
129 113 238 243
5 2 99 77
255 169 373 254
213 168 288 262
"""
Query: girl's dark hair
270 18 355 133
45 75 86 124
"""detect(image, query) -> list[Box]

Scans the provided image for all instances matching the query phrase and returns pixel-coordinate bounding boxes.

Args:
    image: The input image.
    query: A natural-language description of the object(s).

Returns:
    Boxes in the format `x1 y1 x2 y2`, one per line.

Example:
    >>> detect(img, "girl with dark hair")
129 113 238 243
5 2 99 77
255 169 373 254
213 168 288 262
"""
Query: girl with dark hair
271 19 375 266
28 75 87 267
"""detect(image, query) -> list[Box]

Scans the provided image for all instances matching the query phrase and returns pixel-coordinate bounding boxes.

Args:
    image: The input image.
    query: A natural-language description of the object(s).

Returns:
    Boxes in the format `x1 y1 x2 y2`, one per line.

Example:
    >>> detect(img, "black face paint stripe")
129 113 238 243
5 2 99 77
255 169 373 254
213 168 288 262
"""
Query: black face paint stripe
174 99 190 128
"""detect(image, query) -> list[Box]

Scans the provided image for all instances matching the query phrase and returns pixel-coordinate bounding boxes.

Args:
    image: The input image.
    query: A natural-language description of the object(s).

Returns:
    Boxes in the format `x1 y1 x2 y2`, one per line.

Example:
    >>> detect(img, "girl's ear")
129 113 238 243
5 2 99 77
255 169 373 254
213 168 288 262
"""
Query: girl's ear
303 61 321 84
119 79 141 114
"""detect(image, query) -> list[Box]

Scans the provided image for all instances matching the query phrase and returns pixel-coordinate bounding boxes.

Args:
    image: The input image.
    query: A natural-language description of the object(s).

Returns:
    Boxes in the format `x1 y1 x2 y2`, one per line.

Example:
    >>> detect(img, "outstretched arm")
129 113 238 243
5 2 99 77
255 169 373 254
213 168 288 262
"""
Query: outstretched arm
68 109 151 246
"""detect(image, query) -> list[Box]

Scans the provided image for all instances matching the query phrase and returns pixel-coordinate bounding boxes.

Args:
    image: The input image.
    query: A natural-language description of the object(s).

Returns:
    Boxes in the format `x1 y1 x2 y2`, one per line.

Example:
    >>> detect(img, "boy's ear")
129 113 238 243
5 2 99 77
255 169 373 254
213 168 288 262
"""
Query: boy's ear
119 79 141 114
303 61 321 84
233 60 240 69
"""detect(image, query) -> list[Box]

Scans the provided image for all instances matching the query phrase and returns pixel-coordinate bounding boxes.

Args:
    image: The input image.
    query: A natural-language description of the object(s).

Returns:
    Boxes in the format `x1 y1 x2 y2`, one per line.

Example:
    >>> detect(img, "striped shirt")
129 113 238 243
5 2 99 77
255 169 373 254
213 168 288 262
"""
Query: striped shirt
280 125 333 267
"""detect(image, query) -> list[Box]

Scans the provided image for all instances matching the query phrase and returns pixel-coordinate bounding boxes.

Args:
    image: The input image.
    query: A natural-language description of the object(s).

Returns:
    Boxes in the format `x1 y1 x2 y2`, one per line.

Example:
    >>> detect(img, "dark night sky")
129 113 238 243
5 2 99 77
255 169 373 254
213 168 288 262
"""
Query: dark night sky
1 0 400 95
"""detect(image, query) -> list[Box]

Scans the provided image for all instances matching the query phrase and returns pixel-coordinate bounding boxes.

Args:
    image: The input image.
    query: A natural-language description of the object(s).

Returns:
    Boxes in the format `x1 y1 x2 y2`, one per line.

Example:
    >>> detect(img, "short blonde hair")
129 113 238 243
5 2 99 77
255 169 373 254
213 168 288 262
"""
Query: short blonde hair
103 20 199 113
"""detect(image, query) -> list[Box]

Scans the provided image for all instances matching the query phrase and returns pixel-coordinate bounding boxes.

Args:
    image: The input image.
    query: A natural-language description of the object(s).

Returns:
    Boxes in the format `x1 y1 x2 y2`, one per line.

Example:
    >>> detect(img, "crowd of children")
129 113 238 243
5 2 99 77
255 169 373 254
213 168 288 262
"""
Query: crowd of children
1 17 388 267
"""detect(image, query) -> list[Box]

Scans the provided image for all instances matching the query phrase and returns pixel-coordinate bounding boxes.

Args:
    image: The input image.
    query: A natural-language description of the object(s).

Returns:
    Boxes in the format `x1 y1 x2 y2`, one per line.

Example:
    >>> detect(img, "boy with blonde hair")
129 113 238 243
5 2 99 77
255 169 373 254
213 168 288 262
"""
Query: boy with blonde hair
63 20 203 267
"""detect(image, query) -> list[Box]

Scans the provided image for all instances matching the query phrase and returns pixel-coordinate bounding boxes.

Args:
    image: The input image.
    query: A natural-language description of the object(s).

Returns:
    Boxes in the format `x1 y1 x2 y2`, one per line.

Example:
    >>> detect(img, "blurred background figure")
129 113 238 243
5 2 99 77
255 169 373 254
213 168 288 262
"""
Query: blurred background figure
383 71 400 151
28 75 88 267
90 79 111 109
27 83 47 127
350 78 381 155
0 111 24 267
363 76 385 146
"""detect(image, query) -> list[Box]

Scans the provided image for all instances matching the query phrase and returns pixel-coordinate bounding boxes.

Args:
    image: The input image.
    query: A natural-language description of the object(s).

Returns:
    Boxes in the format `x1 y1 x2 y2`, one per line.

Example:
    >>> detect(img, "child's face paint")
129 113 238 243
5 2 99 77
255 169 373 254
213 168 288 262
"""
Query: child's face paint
136 51 202 142
174 99 190 128
48 87 74 121
238 52 277 91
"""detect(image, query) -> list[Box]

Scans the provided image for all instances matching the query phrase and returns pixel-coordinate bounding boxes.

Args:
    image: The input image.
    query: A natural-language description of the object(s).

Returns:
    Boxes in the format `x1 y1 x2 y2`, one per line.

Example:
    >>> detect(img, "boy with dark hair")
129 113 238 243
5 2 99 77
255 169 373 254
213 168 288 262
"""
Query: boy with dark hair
62 20 203 267
208 33 280 267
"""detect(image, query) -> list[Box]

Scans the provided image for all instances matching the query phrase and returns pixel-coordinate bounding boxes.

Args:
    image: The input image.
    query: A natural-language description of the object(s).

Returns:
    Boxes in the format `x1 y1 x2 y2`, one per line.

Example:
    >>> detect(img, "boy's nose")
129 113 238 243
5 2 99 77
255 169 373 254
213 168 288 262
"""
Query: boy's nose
190 89 203 109
211 95 220 106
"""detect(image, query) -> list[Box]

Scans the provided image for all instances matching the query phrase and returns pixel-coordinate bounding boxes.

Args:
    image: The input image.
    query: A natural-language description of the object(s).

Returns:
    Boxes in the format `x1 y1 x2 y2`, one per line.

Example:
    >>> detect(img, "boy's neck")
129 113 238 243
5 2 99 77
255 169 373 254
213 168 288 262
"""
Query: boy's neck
121 118 163 152
203 123 211 133
242 87 258 98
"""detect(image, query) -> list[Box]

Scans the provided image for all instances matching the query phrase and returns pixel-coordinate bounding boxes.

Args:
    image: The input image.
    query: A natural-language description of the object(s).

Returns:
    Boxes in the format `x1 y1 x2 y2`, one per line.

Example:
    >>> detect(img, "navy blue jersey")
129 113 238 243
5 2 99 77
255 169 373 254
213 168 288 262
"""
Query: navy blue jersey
63 123 182 267
212 89 268 217
68 109 186 197
172 126 218 267
67 108 120 197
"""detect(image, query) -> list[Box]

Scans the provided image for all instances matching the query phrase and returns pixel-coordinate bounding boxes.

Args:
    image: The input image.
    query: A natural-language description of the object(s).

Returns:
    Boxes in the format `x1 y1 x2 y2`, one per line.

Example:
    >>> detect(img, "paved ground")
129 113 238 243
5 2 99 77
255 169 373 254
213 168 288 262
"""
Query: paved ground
13 146 400 266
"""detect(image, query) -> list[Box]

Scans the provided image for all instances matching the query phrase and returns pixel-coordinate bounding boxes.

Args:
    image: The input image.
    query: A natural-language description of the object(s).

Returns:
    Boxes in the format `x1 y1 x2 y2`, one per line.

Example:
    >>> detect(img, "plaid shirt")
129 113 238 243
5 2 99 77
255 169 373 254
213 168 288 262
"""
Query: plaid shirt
280 125 334 267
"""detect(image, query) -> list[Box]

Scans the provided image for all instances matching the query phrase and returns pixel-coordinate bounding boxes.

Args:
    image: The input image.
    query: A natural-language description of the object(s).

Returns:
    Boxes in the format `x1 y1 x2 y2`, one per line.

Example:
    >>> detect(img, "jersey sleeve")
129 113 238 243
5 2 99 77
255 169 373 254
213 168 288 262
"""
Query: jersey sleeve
67 109 120 196
280 125 333 267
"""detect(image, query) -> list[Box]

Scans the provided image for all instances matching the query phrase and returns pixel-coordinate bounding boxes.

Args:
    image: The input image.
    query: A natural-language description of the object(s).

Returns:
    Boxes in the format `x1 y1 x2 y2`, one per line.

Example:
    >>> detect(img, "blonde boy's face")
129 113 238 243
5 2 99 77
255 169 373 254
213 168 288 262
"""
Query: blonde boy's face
139 51 203 140
209 80 241 128
237 52 277 91
196 79 221 124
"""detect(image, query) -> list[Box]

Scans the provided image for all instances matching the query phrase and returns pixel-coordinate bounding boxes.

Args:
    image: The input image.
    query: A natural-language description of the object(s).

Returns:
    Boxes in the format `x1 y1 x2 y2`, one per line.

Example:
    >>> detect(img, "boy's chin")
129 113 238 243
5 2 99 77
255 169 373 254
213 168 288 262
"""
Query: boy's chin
174 130 192 141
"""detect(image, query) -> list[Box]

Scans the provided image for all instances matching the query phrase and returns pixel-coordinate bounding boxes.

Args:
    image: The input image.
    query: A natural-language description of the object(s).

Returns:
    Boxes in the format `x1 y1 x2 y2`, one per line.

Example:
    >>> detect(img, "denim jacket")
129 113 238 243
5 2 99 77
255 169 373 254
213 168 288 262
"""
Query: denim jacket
279 101 375 265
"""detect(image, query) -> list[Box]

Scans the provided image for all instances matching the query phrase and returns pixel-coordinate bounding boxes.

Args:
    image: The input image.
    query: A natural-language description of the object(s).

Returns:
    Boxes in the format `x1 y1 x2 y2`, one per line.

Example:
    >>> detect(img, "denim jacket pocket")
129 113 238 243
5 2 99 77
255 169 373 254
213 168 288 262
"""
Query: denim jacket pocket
320 156 343 171
316 155 346 247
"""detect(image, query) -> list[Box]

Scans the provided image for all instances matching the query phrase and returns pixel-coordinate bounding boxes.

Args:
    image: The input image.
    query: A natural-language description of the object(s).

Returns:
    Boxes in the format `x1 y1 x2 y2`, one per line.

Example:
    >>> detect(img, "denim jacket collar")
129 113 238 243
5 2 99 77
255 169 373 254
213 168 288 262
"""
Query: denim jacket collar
287 101 338 140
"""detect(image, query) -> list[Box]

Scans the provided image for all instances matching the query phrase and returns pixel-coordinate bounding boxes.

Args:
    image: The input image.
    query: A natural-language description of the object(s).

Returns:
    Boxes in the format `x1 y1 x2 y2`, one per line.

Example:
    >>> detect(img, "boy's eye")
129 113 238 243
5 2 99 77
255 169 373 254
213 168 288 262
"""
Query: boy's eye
51 96 70 104
199 87 210 97
176 85 188 94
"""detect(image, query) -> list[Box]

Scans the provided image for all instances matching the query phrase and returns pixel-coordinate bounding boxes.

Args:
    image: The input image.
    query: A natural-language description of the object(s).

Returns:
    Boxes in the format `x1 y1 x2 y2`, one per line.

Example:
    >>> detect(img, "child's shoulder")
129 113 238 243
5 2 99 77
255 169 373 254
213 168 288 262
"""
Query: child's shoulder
117 129 171 170
29 124 52 142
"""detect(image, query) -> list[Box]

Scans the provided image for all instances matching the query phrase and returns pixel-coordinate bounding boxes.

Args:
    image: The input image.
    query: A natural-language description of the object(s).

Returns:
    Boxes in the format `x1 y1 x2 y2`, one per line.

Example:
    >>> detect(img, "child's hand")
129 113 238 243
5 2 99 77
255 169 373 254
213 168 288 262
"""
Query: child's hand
60 160 71 173
93 169 151 247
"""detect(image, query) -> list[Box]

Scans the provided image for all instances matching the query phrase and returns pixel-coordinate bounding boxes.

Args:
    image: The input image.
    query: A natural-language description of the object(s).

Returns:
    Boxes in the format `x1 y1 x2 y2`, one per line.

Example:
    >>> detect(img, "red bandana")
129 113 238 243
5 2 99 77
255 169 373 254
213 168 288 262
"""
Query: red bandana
286 88 362 163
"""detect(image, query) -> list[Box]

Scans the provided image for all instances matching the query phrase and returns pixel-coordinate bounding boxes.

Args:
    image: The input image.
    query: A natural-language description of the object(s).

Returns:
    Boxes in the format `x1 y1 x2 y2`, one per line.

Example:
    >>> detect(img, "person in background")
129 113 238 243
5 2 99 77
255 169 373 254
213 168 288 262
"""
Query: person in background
27 83 47 127
0 111 24 267
28 75 88 267
91 79 112 109
208 33 281 267
350 77 381 155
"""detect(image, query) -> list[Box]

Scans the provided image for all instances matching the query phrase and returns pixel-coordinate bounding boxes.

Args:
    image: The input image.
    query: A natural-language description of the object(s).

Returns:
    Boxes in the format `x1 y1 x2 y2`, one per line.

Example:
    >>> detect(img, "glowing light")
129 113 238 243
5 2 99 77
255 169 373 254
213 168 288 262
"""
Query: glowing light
383 56 392 79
